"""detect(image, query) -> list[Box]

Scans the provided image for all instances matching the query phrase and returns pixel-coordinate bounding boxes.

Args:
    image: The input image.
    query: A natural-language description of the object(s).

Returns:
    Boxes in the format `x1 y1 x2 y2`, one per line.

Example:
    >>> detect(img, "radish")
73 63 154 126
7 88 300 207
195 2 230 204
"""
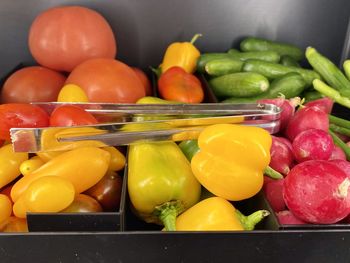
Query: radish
285 106 329 141
263 178 286 212
283 160 350 224
330 159 350 177
292 129 334 162
257 97 299 131
304 97 334 114
276 210 306 225
270 136 294 175
329 146 347 161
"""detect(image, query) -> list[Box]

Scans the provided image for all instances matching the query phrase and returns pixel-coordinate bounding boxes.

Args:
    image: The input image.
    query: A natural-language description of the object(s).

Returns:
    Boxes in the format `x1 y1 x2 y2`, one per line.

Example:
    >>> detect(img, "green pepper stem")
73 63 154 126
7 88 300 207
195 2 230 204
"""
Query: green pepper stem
154 200 184 231
190 34 202 45
264 166 283 179
235 209 270 231
329 130 350 161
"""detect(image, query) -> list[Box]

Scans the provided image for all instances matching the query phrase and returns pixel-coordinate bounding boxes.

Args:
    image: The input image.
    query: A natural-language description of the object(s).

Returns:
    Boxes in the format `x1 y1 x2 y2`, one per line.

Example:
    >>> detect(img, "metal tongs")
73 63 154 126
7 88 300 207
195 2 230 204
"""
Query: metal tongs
10 102 281 152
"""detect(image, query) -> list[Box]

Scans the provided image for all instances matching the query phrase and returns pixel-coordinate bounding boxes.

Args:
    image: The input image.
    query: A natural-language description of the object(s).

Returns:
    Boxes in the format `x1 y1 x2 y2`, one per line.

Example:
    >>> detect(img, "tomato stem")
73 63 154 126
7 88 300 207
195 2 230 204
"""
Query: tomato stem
190 34 202 45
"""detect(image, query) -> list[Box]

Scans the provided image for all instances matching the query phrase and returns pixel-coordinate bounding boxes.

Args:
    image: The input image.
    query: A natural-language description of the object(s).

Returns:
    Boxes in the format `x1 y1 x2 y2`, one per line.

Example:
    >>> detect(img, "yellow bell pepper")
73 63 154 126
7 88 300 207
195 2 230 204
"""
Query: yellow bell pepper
128 141 201 230
191 123 272 201
176 197 269 231
11 147 110 202
160 34 202 74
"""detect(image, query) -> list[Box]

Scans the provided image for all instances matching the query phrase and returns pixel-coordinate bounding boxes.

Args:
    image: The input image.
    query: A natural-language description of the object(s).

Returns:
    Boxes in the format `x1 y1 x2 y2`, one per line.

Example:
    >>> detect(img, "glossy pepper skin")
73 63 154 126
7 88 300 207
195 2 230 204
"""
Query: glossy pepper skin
128 141 201 230
175 197 269 231
11 147 110 202
160 34 202 74
191 124 272 201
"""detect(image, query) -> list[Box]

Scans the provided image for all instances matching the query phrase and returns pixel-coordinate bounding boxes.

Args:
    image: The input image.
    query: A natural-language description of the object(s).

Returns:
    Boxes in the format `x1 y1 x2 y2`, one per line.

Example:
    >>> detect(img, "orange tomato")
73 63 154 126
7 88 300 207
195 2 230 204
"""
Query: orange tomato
66 58 145 103
132 67 153 96
29 6 117 72
1 66 66 103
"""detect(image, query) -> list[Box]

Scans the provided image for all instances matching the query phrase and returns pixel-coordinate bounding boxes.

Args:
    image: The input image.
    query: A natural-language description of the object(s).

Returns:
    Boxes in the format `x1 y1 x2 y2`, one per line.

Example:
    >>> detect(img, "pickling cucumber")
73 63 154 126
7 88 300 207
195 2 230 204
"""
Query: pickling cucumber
228 50 280 63
209 72 269 98
306 47 350 97
280 55 300 67
267 72 306 98
240 37 303 61
205 58 243 76
242 59 320 86
197 53 233 73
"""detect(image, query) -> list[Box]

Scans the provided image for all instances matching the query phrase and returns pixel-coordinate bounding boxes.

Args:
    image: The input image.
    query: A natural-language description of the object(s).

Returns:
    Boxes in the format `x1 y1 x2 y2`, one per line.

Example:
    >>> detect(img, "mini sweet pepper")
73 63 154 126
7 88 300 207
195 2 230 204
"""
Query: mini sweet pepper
160 34 202 74
190 123 272 201
175 197 269 231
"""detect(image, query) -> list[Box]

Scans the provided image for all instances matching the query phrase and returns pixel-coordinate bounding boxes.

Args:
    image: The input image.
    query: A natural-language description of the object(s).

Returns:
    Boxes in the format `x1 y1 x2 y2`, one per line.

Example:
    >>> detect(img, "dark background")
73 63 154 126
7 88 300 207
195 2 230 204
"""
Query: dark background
0 0 349 77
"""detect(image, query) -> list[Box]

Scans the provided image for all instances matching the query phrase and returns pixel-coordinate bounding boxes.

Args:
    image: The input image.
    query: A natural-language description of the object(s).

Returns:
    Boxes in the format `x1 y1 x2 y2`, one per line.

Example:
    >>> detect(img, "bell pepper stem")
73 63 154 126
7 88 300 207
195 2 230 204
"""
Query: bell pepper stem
235 209 270 231
154 200 184 231
190 34 202 45
264 166 283 179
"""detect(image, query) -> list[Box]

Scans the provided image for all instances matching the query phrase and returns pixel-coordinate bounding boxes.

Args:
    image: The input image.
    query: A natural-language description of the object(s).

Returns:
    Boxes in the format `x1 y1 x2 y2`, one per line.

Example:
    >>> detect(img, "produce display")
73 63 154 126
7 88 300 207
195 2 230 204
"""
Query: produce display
1 4 350 234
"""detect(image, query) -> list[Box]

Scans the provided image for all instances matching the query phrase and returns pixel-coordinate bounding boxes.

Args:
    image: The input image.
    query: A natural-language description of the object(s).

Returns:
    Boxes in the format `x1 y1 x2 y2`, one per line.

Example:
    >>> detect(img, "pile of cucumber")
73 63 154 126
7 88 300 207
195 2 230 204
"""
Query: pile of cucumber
197 37 322 103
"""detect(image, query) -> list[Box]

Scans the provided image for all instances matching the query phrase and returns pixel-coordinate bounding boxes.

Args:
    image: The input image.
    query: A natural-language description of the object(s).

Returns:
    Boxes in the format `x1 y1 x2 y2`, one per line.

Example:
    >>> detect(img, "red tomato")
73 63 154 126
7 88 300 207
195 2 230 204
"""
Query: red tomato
158 66 204 103
0 104 50 140
61 194 103 213
132 67 153 96
49 105 98 127
66 58 145 103
28 6 117 72
85 171 123 211
1 66 66 103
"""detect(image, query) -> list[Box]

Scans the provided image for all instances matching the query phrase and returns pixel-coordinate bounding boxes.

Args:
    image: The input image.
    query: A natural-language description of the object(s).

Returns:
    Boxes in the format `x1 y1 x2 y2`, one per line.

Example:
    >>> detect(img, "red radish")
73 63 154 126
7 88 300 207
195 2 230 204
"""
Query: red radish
263 178 286 212
304 97 334 114
330 160 350 178
270 136 294 175
257 97 299 131
329 146 347 161
283 160 350 224
285 106 329 141
292 129 334 162
276 210 306 225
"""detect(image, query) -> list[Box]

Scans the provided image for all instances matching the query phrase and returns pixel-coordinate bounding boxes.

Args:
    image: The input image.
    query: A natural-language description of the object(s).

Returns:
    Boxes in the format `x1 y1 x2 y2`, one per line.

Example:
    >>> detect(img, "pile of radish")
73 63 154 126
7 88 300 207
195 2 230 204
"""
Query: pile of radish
262 96 350 225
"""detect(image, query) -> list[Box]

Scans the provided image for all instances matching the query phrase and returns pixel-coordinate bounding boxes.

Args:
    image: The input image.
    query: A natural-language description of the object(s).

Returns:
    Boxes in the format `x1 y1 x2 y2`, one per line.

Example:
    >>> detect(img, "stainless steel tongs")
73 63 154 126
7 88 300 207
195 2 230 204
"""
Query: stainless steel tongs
10 102 281 152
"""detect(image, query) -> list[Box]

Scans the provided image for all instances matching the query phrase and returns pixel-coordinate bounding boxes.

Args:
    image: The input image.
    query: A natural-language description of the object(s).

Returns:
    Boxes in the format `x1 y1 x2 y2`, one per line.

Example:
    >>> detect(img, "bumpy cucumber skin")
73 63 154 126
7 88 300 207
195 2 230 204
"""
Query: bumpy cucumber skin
242 59 320 86
267 72 306 98
221 95 266 103
205 58 243 76
240 37 303 61
280 55 300 67
197 53 233 73
229 50 280 63
306 47 350 97
209 72 269 98
302 90 325 103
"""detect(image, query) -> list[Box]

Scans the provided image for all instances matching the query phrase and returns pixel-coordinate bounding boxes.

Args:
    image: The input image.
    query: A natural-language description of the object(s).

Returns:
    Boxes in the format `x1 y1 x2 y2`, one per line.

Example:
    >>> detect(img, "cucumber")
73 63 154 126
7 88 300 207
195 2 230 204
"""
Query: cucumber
240 37 303 61
306 47 350 97
344 60 350 80
209 72 269 98
197 53 233 73
267 72 306 98
242 59 320 86
221 95 266 103
205 58 243 76
227 48 240 55
280 55 300 67
228 50 280 63
302 90 325 102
